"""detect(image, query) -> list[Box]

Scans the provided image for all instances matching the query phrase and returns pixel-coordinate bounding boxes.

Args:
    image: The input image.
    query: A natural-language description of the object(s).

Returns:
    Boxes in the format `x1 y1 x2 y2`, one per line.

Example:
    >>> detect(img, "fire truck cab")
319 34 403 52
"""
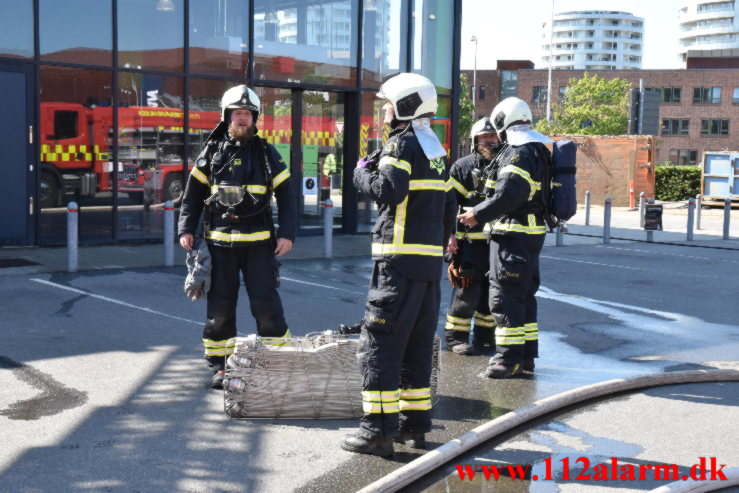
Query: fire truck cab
39 103 219 208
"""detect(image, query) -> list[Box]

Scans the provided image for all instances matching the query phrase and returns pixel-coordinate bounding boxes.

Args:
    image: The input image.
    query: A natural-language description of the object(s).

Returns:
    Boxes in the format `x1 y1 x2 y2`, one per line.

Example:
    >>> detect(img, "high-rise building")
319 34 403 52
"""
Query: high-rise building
678 0 739 62
541 10 644 70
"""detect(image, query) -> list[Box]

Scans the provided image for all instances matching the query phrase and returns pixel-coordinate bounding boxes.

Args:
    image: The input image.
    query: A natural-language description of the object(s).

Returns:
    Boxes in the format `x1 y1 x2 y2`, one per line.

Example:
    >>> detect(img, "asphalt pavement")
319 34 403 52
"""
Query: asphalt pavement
1 203 738 493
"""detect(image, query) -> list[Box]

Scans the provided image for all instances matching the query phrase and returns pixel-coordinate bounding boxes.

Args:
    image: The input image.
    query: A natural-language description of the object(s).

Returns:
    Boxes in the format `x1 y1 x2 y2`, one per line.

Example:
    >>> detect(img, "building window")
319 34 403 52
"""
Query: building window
479 86 485 100
700 119 729 135
662 119 689 135
647 87 681 103
733 87 739 104
669 149 698 165
501 70 518 99
532 86 547 103
693 87 721 104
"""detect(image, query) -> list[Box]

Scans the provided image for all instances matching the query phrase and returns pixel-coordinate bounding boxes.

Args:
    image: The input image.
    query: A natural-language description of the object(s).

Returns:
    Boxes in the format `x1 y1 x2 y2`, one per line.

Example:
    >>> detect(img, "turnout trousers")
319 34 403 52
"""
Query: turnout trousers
444 241 495 348
488 233 544 364
357 261 440 438
203 243 289 366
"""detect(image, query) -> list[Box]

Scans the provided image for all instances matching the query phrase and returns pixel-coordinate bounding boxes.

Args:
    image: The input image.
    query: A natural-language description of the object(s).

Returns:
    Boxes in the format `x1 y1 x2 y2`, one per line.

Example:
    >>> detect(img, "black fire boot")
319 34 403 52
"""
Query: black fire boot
482 362 522 379
207 357 226 389
340 433 394 457
394 431 427 449
523 357 536 372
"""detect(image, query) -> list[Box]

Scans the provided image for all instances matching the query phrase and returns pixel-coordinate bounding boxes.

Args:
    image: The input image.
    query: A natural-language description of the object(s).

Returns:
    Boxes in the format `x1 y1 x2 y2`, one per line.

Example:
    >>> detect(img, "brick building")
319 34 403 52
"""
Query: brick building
463 63 738 165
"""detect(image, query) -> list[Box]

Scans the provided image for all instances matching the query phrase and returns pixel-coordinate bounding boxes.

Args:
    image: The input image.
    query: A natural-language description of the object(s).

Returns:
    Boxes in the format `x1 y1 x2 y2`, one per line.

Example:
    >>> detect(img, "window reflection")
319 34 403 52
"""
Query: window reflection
39 67 114 245
361 0 406 88
189 0 249 77
253 0 358 85
412 0 452 94
0 1 33 59
118 0 184 72
115 74 186 240
356 91 386 232
40 0 112 65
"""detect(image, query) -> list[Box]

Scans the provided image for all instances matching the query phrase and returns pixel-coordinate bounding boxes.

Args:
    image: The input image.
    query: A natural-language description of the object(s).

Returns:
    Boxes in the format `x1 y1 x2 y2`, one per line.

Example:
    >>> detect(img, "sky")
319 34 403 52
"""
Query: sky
461 0 684 70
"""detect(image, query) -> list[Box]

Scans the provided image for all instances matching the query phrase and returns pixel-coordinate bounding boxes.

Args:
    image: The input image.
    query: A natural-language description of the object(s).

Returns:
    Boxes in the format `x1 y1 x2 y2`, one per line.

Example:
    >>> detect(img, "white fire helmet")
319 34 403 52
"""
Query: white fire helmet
376 73 437 121
469 117 496 144
491 97 532 135
221 85 260 122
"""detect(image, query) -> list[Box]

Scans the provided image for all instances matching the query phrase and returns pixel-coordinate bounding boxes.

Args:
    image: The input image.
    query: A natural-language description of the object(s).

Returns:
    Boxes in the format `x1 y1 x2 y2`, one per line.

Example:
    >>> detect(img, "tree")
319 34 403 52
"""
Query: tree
458 73 475 146
533 72 630 136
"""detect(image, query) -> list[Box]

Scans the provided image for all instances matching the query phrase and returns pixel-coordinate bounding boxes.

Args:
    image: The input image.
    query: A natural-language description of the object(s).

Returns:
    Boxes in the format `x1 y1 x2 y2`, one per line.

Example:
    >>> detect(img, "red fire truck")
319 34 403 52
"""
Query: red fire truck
39 103 220 208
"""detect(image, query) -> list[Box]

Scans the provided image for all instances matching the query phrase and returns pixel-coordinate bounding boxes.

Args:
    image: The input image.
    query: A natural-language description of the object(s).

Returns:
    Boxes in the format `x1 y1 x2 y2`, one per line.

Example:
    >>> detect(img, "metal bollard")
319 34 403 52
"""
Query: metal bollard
555 224 564 247
584 190 591 226
639 192 646 228
696 194 702 230
686 197 695 242
164 200 174 266
603 197 611 244
724 197 732 240
324 198 333 258
646 197 654 243
67 202 78 273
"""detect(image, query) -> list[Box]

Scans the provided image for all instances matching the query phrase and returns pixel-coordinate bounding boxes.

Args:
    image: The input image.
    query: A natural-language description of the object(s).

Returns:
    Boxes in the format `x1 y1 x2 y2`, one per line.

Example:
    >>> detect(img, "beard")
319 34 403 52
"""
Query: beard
477 145 495 161
228 122 255 142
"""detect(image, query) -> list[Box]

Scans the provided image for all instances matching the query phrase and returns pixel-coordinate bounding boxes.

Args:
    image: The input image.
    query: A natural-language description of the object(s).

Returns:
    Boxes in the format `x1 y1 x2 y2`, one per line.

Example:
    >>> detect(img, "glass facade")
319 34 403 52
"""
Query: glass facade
118 0 185 72
253 0 358 85
39 67 114 244
189 0 250 77
0 1 33 59
361 0 407 88
0 0 460 246
40 0 113 66
412 0 453 94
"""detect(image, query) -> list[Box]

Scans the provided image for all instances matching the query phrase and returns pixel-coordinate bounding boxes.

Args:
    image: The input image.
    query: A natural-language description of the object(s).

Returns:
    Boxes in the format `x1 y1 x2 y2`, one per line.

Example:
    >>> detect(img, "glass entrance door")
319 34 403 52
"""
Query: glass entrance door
298 90 344 232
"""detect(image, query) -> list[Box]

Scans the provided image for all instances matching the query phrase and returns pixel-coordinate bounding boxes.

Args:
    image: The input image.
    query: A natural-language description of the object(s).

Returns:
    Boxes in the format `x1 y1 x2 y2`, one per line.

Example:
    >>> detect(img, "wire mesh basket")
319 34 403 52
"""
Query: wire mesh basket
224 331 440 419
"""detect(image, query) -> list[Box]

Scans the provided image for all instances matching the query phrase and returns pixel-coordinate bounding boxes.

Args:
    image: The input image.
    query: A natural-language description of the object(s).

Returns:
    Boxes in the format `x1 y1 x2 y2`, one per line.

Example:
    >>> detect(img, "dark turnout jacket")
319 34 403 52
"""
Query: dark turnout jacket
354 124 457 281
178 131 296 248
473 143 551 237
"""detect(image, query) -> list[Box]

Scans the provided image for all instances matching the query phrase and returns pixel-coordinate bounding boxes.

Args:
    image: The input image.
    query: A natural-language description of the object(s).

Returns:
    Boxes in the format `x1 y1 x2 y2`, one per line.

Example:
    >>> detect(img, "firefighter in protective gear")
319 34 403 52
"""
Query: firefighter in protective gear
457 97 552 379
178 84 296 389
444 118 502 356
341 73 457 457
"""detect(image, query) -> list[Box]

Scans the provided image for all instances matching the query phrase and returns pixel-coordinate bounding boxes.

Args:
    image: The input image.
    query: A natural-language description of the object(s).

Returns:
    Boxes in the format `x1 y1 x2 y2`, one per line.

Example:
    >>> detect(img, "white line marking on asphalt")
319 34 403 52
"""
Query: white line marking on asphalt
540 255 644 271
30 278 201 325
537 285 738 337
597 245 739 263
280 276 365 295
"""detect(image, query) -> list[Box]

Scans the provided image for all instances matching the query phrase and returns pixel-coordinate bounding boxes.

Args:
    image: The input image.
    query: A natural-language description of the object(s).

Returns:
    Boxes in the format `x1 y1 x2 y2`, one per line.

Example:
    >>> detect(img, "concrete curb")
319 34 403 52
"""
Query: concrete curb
357 370 739 493
649 466 739 492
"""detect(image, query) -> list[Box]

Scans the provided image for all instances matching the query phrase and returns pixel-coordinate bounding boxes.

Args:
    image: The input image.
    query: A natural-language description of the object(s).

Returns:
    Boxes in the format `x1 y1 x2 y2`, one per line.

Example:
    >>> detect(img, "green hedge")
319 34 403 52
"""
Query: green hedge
655 165 701 201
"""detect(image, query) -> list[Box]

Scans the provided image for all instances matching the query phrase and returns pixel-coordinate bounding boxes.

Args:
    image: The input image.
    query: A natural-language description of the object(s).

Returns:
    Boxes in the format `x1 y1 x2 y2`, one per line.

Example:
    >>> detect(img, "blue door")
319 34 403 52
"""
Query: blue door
0 63 33 245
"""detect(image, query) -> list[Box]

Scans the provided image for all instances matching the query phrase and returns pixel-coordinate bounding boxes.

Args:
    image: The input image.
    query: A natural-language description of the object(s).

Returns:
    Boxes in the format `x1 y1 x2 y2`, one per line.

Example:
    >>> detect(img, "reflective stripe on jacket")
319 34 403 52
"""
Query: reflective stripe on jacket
354 125 457 281
472 143 551 238
178 134 296 247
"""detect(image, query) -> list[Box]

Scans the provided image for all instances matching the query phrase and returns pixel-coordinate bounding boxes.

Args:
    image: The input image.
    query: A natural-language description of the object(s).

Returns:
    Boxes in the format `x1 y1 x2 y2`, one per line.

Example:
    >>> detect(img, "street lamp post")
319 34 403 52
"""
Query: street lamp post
546 0 554 121
470 35 478 113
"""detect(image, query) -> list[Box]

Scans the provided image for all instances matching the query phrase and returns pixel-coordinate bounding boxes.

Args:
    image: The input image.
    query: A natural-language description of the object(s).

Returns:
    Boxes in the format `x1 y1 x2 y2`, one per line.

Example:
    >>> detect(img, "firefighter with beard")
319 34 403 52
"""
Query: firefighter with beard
457 97 552 379
341 73 456 457
444 118 502 355
178 85 296 389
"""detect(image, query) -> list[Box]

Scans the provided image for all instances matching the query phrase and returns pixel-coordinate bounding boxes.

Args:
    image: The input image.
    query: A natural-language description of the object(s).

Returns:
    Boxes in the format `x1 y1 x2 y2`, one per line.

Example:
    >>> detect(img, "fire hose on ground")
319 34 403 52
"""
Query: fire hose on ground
357 369 739 493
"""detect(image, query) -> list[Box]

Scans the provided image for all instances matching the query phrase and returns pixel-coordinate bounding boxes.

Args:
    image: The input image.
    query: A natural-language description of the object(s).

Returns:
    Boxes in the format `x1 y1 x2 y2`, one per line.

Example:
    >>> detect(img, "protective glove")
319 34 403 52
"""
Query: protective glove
338 321 363 335
356 149 381 169
447 261 472 289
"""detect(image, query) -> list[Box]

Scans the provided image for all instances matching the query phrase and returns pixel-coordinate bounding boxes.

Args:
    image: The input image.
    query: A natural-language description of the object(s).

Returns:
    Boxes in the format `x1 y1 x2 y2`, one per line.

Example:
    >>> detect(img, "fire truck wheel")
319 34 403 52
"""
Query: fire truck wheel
163 173 184 206
40 171 60 208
